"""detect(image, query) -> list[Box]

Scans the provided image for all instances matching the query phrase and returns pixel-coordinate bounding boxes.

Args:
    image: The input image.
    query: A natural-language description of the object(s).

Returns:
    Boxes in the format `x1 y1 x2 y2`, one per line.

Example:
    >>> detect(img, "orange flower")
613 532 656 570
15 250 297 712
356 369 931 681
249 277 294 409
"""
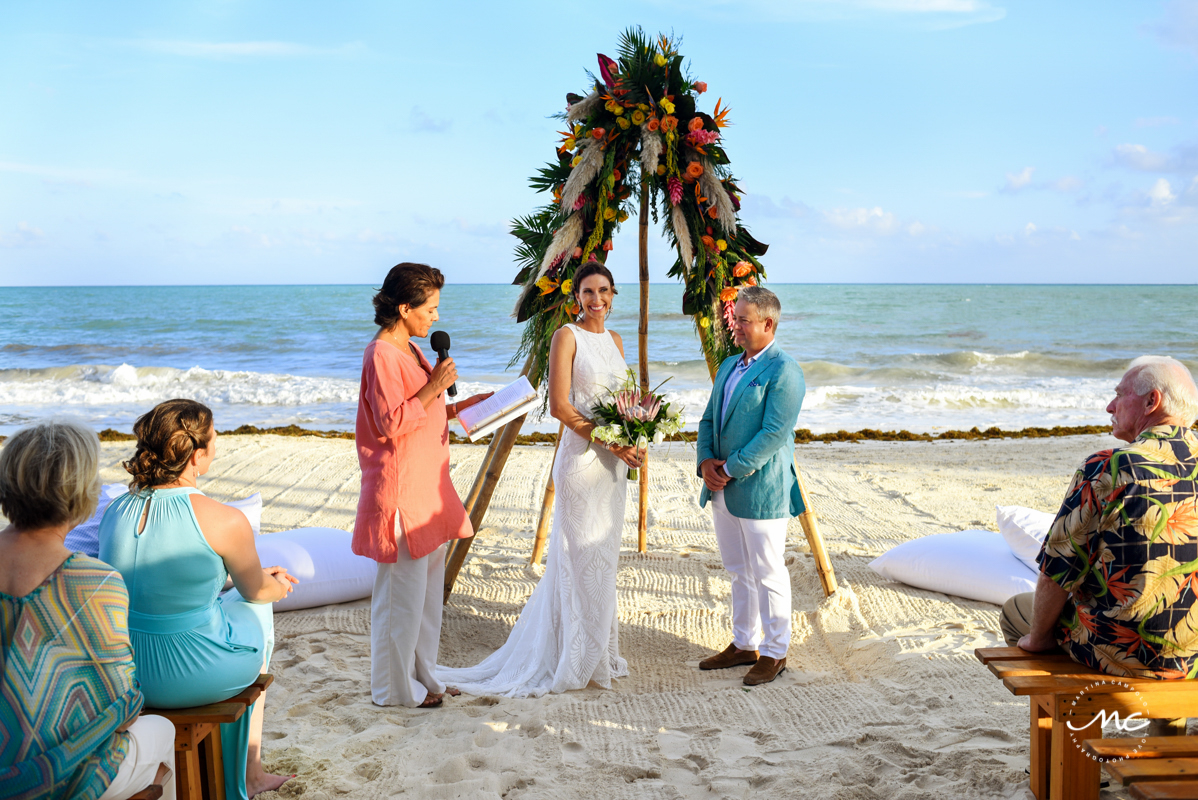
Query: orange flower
685 161 704 180
733 261 752 278
647 117 660 132
602 240 613 251
688 117 704 132
745 275 757 286
720 286 739 302
573 247 583 259
592 128 606 139
613 168 621 181
659 116 678 132
706 206 718 219
693 81 707 94
700 234 715 250
567 303 580 316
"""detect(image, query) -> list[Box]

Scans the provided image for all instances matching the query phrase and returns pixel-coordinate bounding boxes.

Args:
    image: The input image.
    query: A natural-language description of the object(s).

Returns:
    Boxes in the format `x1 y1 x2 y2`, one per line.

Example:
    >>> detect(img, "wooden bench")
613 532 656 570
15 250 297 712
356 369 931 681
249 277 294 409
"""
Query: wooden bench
1081 737 1198 799
142 674 273 800
976 647 1198 800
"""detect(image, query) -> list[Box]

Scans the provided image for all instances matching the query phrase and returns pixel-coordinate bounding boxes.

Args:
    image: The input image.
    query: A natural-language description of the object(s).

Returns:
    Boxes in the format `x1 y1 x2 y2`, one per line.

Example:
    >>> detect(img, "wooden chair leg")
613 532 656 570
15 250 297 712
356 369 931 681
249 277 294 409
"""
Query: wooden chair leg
1050 715 1100 800
201 725 227 800
176 747 203 800
1031 696 1052 800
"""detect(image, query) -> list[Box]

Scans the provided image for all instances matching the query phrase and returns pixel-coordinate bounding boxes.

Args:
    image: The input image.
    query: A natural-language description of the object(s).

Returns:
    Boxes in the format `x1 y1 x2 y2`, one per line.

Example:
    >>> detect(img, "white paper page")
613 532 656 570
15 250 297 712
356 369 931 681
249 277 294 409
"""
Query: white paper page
465 396 541 442
456 376 538 435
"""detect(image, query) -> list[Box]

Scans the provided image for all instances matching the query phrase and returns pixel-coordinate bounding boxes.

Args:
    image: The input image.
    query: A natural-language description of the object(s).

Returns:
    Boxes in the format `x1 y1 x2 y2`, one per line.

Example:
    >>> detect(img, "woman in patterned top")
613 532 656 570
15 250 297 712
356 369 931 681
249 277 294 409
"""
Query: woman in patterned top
0 420 176 800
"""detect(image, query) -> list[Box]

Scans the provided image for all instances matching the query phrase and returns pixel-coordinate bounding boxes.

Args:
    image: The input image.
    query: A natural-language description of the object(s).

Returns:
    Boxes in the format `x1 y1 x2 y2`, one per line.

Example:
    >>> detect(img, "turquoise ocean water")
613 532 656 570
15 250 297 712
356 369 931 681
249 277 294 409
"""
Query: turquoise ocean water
1 284 1195 437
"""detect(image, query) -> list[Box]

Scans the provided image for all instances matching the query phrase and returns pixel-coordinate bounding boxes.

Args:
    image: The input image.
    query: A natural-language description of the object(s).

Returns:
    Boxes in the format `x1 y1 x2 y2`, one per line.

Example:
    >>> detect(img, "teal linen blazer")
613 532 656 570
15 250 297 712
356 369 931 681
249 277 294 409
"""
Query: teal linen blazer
696 344 806 519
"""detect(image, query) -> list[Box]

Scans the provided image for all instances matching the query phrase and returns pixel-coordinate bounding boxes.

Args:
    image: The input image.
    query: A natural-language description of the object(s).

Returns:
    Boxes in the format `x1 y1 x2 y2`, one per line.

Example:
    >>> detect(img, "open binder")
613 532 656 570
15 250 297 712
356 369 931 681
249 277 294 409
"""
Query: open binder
455 376 540 442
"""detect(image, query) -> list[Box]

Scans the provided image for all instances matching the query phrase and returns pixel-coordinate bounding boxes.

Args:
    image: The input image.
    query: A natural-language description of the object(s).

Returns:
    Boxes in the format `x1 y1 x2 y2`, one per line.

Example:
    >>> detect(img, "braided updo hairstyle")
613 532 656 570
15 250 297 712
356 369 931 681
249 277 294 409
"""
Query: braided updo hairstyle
123 399 214 490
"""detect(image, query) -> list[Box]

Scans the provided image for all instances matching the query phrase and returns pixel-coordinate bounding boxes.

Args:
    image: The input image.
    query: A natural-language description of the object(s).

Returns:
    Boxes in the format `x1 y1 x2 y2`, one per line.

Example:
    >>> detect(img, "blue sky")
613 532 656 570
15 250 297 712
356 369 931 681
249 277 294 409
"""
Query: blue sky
1 0 1196 286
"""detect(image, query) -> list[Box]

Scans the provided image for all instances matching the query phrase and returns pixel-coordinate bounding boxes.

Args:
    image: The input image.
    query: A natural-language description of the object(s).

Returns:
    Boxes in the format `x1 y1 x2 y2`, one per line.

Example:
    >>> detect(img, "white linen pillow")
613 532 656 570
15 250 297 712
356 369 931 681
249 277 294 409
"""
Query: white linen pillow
996 505 1055 573
254 528 376 612
869 529 1038 605
226 493 262 535
66 483 130 557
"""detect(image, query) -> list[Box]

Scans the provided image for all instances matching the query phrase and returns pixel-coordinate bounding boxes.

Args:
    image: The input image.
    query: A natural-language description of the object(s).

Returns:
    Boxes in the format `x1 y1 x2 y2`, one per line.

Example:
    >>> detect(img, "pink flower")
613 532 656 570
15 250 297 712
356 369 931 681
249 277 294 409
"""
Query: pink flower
694 81 708 94
616 389 662 423
573 194 587 210
723 299 736 332
686 129 720 146
668 176 683 205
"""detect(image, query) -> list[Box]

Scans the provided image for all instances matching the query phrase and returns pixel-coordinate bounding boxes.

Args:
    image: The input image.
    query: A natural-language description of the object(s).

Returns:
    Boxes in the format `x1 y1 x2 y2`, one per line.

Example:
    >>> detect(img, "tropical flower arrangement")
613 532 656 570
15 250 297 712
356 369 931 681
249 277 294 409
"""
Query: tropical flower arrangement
590 371 686 478
510 28 771 389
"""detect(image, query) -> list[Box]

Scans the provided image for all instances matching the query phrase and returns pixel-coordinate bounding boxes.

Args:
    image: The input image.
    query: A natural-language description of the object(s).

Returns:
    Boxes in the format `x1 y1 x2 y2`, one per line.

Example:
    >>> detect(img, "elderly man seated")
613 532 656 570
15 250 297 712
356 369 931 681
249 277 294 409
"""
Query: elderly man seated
1001 355 1198 684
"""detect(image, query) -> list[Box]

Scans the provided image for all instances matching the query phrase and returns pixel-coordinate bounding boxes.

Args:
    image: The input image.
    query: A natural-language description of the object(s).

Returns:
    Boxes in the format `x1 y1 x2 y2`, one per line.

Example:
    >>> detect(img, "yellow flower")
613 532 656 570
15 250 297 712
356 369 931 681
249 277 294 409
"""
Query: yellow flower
716 239 727 251
612 105 624 116
564 137 576 150
571 155 582 167
617 211 629 222
699 317 710 328
603 207 617 220
656 164 666 175
616 116 630 130
654 53 667 67
560 278 573 295
660 99 675 114
637 103 650 111
535 276 559 296
573 124 582 137
630 109 646 126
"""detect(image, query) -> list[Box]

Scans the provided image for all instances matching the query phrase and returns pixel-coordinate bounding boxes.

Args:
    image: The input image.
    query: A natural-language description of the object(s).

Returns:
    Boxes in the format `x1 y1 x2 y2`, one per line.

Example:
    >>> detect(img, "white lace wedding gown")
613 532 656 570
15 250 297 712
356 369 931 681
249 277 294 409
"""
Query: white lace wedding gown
438 323 629 697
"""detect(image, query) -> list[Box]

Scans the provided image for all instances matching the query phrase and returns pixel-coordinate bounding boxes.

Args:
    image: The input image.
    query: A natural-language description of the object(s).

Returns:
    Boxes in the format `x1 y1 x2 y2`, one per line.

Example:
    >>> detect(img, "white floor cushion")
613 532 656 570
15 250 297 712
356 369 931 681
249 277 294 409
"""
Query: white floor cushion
255 528 377 611
996 505 1055 573
869 529 1038 605
66 483 129 557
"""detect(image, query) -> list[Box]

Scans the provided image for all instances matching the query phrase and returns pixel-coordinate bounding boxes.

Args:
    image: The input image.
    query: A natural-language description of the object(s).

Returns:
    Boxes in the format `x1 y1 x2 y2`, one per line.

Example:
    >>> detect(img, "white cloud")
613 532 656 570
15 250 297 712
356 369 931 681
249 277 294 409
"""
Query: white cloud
1024 222 1036 236
1047 176 1083 192
825 206 900 233
129 40 366 59
1148 178 1177 207
1146 0 1198 59
648 0 1005 27
907 221 926 236
411 106 452 134
1113 144 1171 172
0 222 46 248
1002 166 1034 192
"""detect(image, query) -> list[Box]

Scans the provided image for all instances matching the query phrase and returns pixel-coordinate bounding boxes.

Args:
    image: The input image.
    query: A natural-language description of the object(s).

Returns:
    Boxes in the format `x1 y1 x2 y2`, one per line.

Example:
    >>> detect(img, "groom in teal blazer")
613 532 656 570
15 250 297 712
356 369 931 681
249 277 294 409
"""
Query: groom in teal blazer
696 286 805 686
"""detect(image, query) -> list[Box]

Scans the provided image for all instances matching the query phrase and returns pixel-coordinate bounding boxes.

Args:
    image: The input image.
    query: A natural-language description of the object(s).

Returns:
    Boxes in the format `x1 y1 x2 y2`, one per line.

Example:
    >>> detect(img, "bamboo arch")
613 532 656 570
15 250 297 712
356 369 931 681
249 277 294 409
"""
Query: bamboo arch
443 29 836 601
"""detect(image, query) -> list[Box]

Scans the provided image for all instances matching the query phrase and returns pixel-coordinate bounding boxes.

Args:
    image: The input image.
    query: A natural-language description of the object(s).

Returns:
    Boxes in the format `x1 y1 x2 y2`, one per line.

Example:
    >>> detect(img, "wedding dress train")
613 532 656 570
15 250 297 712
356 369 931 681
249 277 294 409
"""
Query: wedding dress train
437 323 629 697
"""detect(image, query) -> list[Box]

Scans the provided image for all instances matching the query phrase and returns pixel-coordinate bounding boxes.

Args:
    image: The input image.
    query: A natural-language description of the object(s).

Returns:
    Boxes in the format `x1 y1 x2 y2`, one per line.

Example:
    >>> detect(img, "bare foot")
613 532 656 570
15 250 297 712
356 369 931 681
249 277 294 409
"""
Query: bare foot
247 772 294 798
445 687 461 697
418 693 444 708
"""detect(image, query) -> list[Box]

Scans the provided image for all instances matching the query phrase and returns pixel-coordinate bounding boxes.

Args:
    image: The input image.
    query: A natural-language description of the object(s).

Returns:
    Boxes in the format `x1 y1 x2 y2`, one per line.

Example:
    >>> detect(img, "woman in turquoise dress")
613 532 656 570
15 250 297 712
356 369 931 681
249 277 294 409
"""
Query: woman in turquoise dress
99 399 297 800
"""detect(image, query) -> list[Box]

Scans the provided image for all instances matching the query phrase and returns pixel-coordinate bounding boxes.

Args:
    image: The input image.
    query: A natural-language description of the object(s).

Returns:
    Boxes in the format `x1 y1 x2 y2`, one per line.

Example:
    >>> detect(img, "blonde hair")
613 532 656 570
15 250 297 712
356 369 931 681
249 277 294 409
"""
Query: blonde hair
0 419 101 530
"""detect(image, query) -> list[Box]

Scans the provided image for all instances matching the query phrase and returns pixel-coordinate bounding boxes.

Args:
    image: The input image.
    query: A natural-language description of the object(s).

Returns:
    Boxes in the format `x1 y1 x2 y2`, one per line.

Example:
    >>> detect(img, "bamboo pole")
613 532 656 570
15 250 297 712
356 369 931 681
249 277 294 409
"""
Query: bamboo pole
444 352 537 602
793 454 837 597
636 179 650 552
529 422 565 565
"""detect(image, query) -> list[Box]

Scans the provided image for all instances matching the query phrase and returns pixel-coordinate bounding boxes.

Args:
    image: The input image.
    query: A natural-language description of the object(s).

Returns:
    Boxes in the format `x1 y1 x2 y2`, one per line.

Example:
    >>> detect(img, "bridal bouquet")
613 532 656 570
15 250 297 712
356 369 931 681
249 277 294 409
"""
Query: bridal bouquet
590 371 685 479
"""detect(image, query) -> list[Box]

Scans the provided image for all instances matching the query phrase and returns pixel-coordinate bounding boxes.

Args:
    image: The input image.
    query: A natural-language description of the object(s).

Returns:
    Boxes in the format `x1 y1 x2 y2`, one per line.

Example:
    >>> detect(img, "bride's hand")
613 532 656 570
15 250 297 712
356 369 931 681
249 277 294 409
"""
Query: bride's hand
608 443 642 470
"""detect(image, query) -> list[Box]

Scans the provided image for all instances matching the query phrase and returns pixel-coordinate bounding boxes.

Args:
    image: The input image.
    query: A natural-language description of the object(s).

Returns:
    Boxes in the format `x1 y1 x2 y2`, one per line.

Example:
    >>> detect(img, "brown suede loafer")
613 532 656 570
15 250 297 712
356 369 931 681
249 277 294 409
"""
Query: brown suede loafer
699 644 759 671
743 656 786 685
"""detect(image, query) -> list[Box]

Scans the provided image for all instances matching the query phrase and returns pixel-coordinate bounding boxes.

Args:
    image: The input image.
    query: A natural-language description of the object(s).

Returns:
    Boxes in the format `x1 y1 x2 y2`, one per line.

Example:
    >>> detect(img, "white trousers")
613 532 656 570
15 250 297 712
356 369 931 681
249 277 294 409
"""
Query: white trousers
711 491 792 660
98 714 176 800
371 517 447 707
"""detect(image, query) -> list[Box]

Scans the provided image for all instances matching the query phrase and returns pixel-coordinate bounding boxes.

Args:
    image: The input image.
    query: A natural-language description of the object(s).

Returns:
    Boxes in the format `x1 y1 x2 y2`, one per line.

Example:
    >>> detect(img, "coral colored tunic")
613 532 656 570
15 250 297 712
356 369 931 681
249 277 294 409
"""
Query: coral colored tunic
353 339 472 562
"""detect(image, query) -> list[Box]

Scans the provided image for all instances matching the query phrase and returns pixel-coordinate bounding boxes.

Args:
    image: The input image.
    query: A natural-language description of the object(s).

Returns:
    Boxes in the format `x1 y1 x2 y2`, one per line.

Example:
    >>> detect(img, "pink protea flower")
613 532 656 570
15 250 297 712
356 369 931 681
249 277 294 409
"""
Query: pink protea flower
616 389 662 423
573 194 587 210
723 299 736 332
668 176 683 205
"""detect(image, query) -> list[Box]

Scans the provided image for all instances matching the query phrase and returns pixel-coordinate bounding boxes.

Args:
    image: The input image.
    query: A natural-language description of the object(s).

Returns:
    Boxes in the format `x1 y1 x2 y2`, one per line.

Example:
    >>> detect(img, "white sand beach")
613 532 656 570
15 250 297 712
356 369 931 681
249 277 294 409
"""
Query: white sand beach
86 433 1149 800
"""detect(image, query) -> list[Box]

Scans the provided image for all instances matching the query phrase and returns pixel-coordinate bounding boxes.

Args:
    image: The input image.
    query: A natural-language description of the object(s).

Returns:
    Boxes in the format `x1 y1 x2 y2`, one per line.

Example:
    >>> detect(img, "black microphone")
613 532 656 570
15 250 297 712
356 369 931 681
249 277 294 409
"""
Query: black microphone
430 330 457 397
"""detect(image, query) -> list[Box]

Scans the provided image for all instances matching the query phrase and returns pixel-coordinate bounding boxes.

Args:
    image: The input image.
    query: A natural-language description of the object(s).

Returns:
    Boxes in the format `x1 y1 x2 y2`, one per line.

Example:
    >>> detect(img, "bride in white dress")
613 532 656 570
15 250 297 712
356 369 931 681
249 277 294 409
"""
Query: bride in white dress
438 262 644 697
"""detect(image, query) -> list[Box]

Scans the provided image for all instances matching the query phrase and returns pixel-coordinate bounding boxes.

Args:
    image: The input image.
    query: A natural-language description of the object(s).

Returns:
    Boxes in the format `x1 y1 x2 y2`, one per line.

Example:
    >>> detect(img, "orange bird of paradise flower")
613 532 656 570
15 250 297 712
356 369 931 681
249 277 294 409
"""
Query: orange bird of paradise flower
712 98 731 128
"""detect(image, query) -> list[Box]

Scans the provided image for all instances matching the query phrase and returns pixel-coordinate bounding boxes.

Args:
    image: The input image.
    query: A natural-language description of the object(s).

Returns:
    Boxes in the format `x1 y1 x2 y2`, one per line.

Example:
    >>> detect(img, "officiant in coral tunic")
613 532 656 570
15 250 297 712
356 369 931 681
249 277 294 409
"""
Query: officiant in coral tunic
353 262 492 709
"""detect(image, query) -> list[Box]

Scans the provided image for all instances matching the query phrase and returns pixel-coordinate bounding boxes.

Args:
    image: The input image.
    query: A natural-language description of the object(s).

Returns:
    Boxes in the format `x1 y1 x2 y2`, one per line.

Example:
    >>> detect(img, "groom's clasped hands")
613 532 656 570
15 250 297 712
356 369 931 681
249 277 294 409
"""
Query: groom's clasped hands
699 458 731 491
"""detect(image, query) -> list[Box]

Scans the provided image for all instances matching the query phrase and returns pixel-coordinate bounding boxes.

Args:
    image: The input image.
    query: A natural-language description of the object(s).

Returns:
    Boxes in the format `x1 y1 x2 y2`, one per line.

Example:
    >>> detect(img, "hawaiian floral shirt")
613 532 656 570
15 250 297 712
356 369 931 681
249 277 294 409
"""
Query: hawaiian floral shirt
1038 425 1198 679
